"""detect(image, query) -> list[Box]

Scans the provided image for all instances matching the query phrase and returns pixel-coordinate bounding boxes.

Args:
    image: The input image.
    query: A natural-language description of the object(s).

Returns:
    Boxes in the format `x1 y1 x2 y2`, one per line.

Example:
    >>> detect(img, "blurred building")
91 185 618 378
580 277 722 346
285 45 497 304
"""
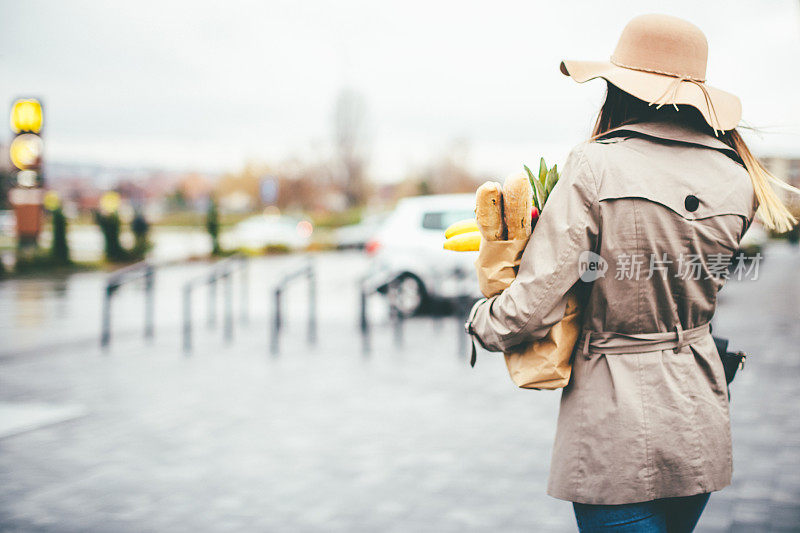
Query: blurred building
177 173 214 210
762 156 800 188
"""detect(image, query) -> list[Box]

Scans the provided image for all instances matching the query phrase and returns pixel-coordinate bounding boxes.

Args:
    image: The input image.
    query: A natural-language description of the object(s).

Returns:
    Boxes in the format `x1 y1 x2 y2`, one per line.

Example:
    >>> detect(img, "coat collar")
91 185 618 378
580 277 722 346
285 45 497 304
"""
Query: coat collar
596 120 742 163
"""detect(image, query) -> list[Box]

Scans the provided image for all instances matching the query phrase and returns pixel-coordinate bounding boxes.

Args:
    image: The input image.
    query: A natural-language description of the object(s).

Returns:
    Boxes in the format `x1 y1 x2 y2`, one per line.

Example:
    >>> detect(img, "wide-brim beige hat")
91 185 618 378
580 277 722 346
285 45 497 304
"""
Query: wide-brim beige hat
560 14 741 133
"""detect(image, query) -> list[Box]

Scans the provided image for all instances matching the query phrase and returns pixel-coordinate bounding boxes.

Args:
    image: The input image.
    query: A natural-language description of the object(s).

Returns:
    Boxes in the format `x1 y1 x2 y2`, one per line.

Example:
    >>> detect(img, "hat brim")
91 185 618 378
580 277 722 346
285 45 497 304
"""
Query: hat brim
560 60 741 131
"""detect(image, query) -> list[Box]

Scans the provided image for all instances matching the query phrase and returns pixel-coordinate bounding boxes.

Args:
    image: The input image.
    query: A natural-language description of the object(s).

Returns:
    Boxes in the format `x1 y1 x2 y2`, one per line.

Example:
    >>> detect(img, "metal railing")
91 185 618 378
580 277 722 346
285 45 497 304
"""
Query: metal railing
359 273 405 354
101 261 156 348
270 259 316 354
359 268 478 356
182 255 249 354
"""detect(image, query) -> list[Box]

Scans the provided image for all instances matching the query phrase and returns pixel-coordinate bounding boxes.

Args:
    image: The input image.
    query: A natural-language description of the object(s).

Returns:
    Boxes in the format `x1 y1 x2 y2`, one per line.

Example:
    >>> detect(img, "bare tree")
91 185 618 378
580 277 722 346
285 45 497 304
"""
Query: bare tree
409 138 481 196
333 88 368 208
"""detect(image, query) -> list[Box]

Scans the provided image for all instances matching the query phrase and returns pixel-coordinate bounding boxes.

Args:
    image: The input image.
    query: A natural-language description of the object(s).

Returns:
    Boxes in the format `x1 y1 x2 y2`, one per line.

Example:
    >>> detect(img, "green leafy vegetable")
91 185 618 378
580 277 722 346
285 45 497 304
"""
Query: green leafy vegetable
525 158 561 210
538 158 547 187
524 164 541 211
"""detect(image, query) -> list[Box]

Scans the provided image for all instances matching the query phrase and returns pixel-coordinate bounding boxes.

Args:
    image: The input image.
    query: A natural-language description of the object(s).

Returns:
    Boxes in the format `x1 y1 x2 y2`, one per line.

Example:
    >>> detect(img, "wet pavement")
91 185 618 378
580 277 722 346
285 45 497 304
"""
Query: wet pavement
0 246 799 532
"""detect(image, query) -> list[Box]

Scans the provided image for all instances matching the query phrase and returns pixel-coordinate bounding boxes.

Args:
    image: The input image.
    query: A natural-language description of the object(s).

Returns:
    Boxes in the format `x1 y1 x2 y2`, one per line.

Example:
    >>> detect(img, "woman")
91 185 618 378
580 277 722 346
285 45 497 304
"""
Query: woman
467 14 797 532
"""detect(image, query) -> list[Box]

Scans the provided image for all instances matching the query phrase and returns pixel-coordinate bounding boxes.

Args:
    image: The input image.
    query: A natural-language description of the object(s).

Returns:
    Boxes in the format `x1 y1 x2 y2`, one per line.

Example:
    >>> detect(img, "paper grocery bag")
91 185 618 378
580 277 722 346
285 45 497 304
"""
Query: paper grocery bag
475 238 582 390
475 238 529 299
503 289 581 389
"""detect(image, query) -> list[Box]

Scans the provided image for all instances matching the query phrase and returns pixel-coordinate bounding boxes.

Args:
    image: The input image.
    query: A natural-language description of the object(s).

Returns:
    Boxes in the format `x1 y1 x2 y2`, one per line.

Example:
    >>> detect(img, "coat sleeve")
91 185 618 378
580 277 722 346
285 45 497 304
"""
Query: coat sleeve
469 143 601 352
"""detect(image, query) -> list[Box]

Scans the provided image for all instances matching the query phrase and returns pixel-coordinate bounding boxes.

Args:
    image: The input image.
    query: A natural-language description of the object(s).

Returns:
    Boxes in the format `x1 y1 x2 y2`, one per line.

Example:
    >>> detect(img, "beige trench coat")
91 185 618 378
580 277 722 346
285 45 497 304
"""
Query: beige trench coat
469 119 756 505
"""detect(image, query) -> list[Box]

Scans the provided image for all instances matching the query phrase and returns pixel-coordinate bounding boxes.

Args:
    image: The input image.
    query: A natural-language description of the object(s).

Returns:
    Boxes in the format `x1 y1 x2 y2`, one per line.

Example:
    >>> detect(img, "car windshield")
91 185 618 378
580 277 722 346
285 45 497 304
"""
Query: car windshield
421 210 475 231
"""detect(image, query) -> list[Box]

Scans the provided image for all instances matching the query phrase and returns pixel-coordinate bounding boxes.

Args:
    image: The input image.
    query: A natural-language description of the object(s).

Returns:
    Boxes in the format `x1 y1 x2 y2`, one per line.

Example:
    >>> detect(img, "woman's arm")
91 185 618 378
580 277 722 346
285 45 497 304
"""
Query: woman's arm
469 144 601 352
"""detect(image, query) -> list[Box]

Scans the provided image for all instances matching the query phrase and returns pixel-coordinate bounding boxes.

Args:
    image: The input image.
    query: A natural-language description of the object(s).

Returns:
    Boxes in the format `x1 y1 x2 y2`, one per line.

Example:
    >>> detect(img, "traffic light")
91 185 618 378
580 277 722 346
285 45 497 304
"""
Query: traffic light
10 98 43 134
9 98 45 247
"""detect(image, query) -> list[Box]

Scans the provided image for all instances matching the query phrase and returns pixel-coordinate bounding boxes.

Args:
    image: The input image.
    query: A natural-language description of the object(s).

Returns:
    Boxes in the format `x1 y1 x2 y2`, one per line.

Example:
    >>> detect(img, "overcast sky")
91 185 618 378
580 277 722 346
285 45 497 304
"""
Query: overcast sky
2 0 799 181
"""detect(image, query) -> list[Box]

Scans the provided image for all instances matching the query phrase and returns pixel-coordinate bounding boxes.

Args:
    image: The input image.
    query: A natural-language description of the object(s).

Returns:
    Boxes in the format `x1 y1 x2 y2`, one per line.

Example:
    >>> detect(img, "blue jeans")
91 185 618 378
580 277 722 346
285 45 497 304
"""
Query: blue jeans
573 493 710 532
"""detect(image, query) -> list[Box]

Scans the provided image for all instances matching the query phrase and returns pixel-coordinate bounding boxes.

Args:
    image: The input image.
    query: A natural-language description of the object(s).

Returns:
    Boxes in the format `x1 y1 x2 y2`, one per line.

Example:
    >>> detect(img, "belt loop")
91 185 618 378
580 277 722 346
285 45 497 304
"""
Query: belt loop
582 331 592 359
674 323 685 353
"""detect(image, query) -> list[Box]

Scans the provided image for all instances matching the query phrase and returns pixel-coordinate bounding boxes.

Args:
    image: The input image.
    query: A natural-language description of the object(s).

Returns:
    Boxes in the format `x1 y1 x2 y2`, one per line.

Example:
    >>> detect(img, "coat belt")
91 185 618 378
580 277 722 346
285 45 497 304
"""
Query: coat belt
579 322 711 358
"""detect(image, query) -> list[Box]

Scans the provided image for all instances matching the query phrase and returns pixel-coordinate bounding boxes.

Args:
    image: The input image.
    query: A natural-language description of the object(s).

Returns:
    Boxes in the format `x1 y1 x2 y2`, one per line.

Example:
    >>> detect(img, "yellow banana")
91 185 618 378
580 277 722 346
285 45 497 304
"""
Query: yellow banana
443 231 481 252
444 218 478 239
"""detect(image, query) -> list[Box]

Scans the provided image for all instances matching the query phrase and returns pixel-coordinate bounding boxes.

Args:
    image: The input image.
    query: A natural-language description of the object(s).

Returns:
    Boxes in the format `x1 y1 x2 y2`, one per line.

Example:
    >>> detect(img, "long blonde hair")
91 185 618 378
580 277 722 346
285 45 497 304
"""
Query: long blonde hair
592 84 798 233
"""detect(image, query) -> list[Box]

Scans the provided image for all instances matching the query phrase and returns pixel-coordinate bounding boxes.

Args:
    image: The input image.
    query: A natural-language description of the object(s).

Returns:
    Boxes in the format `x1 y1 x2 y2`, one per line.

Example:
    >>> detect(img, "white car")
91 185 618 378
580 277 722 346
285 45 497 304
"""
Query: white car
365 194 480 315
224 215 312 252
333 213 388 249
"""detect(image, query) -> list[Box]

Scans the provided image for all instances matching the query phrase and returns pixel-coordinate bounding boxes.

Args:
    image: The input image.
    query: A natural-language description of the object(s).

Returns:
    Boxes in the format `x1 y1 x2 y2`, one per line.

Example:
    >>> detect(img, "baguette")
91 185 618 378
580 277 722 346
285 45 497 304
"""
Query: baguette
503 171 532 240
475 181 505 240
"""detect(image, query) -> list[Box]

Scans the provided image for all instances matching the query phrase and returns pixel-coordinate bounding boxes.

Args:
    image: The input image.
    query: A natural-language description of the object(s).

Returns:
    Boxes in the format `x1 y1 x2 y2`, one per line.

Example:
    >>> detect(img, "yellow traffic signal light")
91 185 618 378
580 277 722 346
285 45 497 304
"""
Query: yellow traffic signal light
10 99 43 134
9 97 45 245
9 133 43 170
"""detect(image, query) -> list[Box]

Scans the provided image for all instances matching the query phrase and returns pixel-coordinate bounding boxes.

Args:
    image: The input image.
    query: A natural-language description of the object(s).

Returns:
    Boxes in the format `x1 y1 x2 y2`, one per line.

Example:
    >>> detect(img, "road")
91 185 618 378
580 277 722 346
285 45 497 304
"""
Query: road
0 246 799 532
